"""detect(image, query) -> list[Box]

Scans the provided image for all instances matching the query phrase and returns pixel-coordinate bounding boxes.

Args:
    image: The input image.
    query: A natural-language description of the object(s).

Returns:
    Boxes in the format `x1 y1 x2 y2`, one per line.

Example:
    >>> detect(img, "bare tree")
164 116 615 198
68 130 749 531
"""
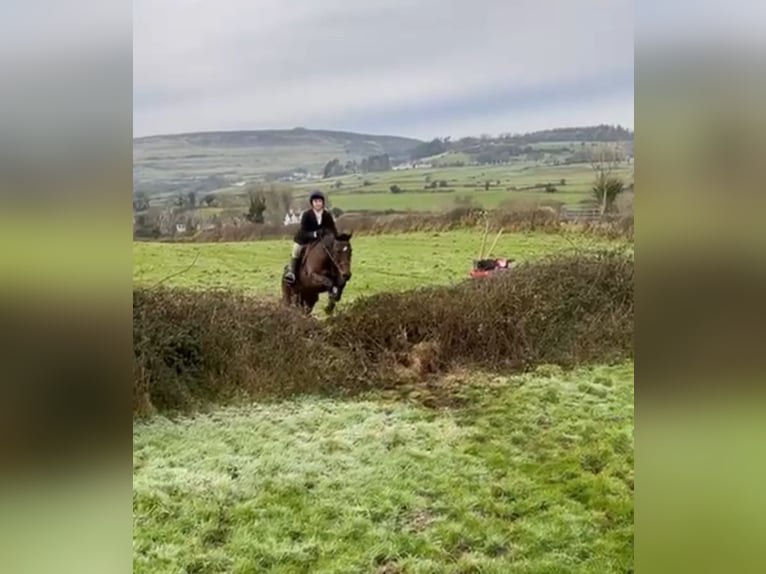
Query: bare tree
590 144 626 215
244 183 295 224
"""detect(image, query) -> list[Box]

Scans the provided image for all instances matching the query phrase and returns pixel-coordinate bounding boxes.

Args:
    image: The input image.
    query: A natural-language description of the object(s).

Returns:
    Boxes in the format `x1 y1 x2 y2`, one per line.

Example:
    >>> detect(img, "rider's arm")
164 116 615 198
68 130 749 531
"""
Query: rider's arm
296 210 318 242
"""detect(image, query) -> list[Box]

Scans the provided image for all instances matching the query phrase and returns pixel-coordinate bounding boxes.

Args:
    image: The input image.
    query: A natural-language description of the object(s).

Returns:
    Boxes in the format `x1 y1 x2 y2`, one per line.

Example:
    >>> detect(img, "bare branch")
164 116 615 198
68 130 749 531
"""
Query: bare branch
153 251 200 287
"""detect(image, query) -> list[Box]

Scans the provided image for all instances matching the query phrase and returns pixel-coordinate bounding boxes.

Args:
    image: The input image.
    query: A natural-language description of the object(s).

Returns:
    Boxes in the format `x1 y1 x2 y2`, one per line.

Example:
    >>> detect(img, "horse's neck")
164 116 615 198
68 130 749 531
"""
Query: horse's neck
304 240 331 273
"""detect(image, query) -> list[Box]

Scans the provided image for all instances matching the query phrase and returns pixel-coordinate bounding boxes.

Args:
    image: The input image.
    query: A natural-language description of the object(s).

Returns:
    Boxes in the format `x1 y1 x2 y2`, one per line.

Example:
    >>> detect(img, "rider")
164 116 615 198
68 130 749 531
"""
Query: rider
284 189 338 284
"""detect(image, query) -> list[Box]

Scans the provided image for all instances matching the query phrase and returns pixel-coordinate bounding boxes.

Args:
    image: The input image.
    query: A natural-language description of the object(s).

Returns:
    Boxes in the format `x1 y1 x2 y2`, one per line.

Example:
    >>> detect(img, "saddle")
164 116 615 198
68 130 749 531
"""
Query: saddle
283 241 327 285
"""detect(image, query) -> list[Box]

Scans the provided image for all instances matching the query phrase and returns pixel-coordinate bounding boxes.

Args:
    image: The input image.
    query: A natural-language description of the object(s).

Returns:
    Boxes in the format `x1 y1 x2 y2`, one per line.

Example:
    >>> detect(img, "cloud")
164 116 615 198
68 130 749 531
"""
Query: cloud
133 0 633 138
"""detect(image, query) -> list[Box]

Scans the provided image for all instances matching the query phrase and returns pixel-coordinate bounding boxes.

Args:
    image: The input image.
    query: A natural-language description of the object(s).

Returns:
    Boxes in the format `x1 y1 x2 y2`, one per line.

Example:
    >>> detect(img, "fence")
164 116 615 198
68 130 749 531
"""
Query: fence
560 206 603 222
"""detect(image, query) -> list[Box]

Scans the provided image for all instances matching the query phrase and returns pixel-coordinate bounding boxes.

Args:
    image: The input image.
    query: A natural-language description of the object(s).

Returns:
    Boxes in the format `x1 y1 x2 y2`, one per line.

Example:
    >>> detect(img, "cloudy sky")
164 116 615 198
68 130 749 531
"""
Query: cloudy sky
133 0 633 139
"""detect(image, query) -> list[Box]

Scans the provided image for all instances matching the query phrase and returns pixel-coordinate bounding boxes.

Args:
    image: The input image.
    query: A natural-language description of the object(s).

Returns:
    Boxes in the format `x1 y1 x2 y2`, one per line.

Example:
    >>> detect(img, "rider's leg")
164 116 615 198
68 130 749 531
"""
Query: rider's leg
285 242 302 283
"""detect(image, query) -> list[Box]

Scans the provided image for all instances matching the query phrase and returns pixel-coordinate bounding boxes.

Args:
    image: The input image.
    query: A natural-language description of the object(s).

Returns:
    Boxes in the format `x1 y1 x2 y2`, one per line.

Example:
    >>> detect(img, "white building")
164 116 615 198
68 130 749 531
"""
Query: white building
283 209 300 226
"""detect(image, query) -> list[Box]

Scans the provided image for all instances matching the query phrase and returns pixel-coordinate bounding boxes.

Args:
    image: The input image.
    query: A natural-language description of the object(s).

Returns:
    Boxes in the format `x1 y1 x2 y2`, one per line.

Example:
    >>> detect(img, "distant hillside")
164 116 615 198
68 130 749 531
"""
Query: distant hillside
133 125 633 198
410 125 634 166
134 128 422 197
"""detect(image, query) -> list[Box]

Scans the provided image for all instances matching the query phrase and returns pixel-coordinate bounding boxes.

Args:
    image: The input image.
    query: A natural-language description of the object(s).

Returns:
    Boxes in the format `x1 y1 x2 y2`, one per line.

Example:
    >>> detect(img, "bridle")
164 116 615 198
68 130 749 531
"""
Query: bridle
320 237 347 279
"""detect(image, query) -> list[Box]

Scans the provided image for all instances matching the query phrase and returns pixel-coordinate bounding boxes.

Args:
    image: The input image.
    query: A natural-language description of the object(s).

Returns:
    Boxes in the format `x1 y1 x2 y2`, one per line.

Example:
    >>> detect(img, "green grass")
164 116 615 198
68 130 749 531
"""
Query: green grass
133 230 620 300
155 161 633 214
331 188 587 212
133 362 634 573
288 163 632 212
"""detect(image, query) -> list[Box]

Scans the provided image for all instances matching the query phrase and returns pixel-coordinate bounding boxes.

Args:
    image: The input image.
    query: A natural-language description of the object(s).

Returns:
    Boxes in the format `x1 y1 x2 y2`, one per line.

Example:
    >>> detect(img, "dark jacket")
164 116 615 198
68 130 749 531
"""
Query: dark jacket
294 209 338 244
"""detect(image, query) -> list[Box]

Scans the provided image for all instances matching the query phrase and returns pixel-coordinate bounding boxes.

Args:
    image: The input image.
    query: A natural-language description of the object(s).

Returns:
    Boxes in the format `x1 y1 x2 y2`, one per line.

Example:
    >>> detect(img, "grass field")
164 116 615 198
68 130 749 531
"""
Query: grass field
133 228 633 571
288 163 633 213
152 160 633 216
133 230 621 300
133 362 634 573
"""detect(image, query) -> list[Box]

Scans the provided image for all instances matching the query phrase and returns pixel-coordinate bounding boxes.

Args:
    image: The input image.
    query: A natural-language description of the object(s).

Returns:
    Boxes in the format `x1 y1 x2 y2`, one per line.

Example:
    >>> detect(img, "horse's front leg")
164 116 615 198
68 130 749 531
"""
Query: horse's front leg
324 281 347 315
328 280 346 302
306 272 334 292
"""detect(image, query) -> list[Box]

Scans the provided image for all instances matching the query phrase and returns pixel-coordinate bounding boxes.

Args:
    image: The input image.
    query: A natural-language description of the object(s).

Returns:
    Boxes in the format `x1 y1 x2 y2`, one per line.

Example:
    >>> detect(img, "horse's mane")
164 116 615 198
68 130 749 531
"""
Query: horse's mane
314 232 352 251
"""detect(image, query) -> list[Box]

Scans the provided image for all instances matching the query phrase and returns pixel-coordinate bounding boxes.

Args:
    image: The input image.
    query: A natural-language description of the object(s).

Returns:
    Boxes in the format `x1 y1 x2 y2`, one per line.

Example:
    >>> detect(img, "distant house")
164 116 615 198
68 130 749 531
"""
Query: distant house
175 223 187 233
283 209 300 226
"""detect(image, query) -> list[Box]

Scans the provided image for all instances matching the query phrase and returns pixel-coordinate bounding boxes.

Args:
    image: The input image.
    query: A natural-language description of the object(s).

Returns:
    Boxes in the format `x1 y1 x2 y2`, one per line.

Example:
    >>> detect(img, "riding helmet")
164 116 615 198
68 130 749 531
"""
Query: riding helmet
309 190 325 204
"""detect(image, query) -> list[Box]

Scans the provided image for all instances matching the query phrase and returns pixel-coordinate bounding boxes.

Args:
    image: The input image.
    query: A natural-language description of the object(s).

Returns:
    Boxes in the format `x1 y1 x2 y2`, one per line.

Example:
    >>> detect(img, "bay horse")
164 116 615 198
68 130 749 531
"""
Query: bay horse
281 232 353 315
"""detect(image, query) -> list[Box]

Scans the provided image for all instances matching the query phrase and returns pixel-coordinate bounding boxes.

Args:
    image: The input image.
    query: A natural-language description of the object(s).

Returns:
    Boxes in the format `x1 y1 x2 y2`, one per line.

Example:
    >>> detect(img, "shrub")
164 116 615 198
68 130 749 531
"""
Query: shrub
133 289 374 414
327 250 633 372
133 251 633 415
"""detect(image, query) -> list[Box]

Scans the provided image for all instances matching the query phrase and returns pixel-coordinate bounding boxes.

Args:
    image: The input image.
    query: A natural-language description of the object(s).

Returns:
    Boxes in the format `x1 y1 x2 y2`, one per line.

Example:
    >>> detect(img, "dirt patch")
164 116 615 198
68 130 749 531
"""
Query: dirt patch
376 563 402 574
405 509 436 533
379 369 478 410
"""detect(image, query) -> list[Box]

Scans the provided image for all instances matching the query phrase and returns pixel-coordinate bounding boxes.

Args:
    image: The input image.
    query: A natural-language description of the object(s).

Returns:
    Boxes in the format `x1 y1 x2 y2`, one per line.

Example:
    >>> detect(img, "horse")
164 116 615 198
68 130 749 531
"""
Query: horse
281 232 353 315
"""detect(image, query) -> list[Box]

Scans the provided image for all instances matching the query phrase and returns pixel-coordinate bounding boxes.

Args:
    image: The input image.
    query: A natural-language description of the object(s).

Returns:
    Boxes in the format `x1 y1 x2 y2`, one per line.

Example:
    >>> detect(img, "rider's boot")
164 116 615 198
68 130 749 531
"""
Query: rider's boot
284 257 300 284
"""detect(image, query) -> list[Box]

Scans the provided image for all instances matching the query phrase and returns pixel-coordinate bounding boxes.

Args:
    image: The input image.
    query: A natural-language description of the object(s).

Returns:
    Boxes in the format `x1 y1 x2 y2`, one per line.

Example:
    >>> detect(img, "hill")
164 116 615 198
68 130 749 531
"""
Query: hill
133 125 634 200
133 128 422 197
411 125 634 164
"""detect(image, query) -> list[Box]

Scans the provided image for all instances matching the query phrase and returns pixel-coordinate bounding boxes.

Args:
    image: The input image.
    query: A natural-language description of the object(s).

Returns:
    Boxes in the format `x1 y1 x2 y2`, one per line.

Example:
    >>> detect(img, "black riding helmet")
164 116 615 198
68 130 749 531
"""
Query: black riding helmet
309 190 325 205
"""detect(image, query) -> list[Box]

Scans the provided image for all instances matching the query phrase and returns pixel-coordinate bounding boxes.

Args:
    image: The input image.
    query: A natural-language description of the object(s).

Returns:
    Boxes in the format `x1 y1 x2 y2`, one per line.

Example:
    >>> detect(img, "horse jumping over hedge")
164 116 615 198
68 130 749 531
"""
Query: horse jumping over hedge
281 232 353 315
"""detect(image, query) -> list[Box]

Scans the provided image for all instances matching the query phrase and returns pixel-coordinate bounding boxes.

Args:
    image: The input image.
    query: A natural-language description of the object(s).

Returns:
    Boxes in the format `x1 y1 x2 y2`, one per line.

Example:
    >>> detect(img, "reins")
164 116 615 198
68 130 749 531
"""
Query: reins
302 236 344 279
320 238 344 278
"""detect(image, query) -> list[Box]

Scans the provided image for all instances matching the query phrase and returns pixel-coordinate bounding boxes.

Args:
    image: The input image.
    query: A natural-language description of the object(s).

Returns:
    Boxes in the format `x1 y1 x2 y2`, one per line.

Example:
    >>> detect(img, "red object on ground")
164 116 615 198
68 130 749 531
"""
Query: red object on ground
470 258 513 278
470 269 493 278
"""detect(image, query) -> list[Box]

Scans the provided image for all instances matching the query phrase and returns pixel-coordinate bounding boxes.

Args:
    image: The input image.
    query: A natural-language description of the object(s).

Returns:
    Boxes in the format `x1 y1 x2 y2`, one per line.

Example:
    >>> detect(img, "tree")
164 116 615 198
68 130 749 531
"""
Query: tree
592 175 624 214
323 158 343 178
245 188 267 223
202 194 217 207
187 191 197 209
241 183 296 224
361 154 391 173
274 187 293 215
132 192 150 212
132 211 160 238
410 138 448 160
390 184 402 194
589 144 625 214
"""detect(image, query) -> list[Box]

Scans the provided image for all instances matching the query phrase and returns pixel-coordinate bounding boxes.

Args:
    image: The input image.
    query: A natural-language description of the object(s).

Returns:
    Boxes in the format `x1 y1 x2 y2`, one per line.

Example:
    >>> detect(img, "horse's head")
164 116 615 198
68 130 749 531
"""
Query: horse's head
327 232 353 283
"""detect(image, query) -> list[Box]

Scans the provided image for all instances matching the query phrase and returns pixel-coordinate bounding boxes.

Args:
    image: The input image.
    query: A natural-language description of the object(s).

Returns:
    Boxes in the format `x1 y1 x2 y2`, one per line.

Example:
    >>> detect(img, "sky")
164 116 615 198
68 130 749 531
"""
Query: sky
133 0 634 140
